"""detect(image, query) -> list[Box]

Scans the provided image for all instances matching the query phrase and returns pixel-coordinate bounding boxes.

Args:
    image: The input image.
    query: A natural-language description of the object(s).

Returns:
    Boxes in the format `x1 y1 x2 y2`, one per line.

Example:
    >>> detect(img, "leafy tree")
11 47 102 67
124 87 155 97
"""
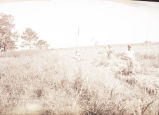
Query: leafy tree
0 13 18 52
35 40 49 49
21 28 38 49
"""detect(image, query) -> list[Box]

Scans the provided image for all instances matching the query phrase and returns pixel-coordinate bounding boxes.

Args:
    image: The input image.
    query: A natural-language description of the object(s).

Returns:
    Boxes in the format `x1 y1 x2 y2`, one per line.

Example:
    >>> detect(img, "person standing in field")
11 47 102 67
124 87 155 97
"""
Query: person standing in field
122 45 136 75
126 45 135 60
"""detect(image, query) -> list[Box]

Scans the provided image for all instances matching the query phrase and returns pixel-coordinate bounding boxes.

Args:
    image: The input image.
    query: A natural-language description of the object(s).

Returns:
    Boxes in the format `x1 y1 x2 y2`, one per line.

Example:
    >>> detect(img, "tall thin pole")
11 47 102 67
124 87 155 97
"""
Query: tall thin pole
76 24 81 61
77 25 80 47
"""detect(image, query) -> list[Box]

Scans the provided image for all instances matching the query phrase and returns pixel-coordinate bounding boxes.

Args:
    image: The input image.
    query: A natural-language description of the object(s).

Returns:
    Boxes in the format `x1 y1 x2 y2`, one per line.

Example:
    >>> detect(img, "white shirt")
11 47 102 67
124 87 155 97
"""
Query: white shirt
121 49 135 61
125 49 135 60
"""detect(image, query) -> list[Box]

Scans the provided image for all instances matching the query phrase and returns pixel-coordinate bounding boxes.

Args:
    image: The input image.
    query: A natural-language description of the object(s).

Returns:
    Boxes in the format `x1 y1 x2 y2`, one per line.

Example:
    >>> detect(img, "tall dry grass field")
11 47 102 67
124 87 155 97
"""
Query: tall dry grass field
0 43 159 115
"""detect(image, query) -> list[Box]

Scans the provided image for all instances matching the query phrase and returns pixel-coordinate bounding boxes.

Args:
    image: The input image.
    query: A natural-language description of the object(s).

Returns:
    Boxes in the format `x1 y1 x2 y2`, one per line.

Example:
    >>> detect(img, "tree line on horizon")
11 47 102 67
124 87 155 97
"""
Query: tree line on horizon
0 13 49 52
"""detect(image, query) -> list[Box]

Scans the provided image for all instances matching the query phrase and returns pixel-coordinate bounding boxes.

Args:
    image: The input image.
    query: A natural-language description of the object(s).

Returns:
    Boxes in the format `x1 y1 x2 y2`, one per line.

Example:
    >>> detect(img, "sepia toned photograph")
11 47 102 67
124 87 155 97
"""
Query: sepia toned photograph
0 0 159 114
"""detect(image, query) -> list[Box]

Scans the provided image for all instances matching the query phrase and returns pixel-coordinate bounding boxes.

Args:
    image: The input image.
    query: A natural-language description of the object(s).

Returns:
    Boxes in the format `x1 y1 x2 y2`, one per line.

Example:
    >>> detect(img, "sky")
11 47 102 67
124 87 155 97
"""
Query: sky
0 0 159 48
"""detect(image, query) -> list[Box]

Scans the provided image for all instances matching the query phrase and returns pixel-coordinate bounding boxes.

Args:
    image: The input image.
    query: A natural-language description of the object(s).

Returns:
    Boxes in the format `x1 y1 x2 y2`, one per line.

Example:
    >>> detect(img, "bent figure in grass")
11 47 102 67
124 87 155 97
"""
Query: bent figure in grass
106 45 113 59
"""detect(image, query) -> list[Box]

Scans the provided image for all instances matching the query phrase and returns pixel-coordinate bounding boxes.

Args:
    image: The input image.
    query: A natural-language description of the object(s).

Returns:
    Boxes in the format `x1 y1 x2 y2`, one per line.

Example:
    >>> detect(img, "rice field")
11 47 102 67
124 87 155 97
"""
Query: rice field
0 42 159 115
